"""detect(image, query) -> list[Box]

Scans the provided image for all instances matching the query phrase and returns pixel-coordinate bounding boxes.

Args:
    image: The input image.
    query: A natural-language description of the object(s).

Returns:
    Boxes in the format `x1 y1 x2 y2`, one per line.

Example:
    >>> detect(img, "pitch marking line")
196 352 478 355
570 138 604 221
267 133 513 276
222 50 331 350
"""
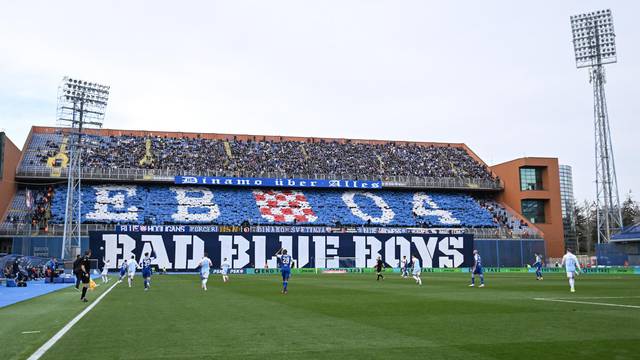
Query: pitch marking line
554 296 640 300
27 281 119 360
22 331 41 334
534 297 640 309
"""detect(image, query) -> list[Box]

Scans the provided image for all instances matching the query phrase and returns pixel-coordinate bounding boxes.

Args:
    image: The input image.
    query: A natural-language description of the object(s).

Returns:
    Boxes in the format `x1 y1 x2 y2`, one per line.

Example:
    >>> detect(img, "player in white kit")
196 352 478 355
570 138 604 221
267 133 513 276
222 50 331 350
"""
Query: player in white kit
561 248 581 292
411 255 422 285
221 257 231 283
101 259 110 284
197 253 213 291
127 255 140 288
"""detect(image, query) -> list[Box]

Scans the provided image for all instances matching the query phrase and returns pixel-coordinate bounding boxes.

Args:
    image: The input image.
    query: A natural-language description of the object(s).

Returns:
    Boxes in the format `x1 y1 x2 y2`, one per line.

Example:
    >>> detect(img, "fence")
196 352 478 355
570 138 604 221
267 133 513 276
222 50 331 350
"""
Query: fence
474 239 546 267
596 243 640 266
16 166 503 190
0 222 541 240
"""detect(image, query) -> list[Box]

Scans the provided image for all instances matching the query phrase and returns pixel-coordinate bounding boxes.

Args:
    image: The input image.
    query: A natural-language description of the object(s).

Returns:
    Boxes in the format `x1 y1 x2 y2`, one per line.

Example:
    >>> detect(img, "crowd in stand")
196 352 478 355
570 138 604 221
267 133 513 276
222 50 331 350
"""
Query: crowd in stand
30 134 496 180
30 187 53 231
478 199 534 237
31 139 63 165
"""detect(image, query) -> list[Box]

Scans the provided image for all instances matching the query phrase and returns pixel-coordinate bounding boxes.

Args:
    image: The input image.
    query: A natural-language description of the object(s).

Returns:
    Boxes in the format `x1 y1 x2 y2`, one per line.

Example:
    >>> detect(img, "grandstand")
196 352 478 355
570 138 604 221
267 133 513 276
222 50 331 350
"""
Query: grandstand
16 126 501 189
0 125 564 264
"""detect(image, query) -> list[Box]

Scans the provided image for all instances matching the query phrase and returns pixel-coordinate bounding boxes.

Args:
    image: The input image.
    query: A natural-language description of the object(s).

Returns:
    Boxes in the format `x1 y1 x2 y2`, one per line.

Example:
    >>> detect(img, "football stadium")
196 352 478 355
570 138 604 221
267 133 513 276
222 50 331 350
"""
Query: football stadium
1 3 639 360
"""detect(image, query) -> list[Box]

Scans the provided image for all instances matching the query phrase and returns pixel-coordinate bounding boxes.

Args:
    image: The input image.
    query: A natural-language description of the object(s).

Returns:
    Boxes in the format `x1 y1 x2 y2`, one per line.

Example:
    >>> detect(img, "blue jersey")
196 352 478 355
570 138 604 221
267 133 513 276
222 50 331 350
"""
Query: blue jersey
474 254 482 267
534 255 542 268
280 255 292 270
472 254 483 275
141 257 153 270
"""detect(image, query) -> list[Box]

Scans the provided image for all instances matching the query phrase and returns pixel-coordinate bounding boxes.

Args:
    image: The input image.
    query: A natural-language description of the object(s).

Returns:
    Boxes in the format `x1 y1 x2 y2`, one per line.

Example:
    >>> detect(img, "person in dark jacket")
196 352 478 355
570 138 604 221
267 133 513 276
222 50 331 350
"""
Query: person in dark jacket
375 256 384 281
73 255 82 289
80 250 92 302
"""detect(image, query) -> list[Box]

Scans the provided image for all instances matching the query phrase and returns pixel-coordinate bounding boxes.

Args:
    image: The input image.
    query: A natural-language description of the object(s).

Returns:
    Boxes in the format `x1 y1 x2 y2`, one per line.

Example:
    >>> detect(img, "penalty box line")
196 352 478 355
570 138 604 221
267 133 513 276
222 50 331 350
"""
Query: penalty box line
27 281 120 360
533 297 640 309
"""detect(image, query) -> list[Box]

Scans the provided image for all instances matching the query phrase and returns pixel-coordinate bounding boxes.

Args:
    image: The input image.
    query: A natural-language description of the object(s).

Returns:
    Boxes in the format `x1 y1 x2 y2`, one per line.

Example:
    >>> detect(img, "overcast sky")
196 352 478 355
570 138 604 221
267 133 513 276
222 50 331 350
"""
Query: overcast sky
0 0 637 203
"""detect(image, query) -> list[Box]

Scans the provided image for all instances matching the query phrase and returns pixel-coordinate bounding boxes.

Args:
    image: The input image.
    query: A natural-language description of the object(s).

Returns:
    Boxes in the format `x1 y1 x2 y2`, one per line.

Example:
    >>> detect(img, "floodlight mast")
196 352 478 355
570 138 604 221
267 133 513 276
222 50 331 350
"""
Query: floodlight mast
570 9 623 244
57 77 110 259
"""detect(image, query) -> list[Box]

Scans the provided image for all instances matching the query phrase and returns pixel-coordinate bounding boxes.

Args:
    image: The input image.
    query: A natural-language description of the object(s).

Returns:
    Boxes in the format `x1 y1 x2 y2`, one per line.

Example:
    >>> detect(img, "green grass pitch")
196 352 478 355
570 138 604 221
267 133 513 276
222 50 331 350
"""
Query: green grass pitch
1 273 639 360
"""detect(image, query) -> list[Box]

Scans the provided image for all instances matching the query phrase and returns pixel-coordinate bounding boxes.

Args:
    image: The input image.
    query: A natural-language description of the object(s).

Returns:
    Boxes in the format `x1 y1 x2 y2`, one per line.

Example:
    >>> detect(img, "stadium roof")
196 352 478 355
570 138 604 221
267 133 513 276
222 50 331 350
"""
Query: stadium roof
611 223 640 242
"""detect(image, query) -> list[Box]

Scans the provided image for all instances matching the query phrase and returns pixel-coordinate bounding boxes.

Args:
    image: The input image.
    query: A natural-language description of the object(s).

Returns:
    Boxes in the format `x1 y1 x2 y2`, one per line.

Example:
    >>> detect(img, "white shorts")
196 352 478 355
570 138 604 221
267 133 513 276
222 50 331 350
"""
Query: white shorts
101 269 108 275
128 271 136 279
566 272 575 279
201 271 210 279
413 270 421 277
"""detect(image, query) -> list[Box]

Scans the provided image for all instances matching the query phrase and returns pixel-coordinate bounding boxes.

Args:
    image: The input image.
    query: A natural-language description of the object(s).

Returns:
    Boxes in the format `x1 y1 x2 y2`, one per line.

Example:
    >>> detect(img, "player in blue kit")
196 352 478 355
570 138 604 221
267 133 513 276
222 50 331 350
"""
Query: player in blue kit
469 249 484 287
276 248 292 294
532 253 544 280
140 252 155 291
118 259 128 282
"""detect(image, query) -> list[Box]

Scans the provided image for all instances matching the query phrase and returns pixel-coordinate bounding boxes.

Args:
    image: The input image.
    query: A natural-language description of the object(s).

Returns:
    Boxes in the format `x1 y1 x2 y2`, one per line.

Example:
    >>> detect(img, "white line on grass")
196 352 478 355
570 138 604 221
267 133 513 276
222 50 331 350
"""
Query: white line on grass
27 281 119 360
552 296 640 300
21 331 41 334
533 297 640 309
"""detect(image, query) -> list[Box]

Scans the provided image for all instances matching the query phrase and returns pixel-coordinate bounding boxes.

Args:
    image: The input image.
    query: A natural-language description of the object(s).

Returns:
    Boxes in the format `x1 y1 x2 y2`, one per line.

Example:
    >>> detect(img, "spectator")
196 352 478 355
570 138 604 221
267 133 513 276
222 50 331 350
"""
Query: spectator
46 257 57 284
26 133 496 181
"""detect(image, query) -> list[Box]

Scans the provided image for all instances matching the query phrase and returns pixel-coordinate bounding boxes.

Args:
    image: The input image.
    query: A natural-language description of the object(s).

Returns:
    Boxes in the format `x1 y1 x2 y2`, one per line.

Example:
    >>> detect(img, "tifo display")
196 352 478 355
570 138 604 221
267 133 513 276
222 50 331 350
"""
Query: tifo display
48 185 496 227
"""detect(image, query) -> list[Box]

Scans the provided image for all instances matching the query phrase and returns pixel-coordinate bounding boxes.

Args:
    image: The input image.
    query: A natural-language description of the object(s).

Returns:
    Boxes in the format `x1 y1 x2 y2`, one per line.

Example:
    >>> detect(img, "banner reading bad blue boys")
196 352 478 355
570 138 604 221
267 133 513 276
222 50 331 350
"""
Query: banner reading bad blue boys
90 232 473 271
175 176 382 189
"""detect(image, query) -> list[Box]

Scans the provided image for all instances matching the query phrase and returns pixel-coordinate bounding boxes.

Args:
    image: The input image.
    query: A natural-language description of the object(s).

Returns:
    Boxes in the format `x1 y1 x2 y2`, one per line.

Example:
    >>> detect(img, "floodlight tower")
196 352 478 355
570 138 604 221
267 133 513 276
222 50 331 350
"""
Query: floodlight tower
57 77 110 259
570 9 623 244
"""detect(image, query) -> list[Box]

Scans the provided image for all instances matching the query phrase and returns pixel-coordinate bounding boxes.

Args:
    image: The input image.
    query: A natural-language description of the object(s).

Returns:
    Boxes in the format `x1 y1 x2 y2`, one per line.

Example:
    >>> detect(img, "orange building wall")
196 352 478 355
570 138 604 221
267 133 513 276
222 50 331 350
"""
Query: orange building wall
0 133 21 221
491 158 565 258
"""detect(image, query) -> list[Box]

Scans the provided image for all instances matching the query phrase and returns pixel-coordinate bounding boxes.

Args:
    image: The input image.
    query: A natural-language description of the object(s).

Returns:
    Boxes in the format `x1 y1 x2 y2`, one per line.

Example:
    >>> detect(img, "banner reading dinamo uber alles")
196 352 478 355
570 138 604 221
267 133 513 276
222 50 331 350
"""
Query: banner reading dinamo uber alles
89 232 473 271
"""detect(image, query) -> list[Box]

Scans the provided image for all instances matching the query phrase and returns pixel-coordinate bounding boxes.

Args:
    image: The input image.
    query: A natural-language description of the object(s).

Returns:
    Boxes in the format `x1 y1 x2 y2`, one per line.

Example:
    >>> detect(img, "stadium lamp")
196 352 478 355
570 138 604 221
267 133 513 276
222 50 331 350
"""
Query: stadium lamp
569 9 623 244
570 9 616 68
61 76 110 107
57 76 111 260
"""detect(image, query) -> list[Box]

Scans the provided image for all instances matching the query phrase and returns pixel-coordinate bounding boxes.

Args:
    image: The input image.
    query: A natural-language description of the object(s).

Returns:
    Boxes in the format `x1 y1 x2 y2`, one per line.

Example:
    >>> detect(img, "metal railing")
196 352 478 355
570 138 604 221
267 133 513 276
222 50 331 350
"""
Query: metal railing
0 222 541 240
16 166 503 190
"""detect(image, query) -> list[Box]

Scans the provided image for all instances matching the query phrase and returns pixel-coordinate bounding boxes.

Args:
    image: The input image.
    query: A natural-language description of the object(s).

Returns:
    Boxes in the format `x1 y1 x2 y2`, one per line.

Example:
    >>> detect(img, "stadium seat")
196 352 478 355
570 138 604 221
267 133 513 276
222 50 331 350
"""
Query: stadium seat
46 184 498 227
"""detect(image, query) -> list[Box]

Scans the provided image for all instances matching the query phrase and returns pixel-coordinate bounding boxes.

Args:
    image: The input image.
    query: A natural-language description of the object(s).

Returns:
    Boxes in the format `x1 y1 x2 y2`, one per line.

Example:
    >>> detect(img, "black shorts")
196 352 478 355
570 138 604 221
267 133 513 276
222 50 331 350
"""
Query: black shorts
81 273 90 284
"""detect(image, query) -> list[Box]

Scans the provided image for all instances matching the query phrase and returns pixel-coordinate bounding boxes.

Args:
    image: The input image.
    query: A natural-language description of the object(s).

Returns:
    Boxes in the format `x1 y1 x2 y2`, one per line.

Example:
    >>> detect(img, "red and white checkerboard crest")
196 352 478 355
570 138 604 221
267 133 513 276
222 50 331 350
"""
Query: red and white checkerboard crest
253 189 318 223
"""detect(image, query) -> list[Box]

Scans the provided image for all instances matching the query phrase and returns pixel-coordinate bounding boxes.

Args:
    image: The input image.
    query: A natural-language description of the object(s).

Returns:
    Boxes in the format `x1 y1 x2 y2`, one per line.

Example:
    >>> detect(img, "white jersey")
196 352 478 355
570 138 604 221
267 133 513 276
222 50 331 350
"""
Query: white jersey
562 252 580 273
400 259 407 268
127 259 139 273
199 257 212 273
221 261 231 274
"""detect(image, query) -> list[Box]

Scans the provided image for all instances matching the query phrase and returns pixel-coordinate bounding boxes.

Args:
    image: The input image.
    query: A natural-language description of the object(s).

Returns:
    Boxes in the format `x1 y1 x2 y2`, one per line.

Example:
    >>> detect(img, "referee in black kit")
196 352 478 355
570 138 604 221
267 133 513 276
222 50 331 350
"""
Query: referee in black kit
73 255 82 290
80 250 92 302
